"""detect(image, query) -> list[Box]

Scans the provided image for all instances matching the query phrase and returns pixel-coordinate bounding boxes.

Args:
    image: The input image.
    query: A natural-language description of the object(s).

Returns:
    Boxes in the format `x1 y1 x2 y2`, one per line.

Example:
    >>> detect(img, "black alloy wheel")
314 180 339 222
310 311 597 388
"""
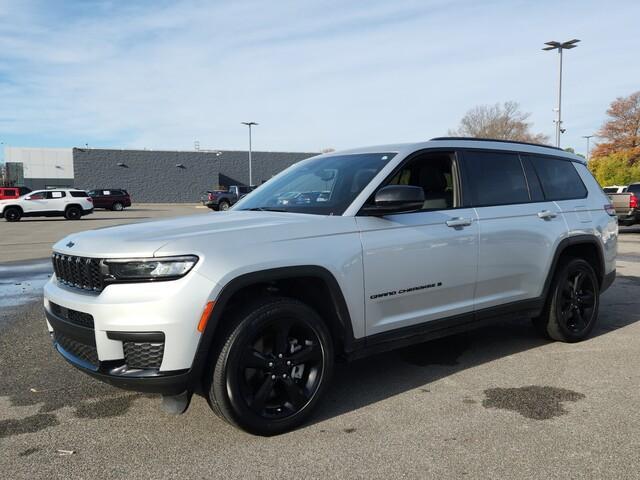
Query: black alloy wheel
4 207 21 222
557 266 597 335
65 206 82 220
208 297 333 435
534 258 600 342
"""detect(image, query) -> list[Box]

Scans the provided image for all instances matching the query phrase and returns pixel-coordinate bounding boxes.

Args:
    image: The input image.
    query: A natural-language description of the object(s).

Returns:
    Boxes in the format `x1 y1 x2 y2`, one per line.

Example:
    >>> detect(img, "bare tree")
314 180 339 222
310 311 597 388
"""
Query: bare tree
448 101 549 144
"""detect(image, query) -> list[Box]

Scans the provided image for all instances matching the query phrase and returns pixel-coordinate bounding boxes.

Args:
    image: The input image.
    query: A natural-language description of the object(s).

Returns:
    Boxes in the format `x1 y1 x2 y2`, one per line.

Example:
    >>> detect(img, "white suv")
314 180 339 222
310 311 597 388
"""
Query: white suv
43 138 617 435
1 188 94 221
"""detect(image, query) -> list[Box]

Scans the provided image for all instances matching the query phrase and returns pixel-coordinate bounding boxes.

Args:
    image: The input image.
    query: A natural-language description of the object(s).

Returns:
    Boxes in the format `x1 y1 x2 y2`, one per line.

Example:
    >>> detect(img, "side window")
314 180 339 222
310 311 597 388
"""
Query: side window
103 190 111 196
383 152 457 210
529 156 587 200
46 191 65 199
29 192 46 200
464 151 530 206
70 191 89 198
627 184 640 195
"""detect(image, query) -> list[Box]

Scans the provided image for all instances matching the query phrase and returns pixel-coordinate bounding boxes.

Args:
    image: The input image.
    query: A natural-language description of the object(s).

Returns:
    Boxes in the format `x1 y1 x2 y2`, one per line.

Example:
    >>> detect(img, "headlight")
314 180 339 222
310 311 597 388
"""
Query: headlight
103 255 199 282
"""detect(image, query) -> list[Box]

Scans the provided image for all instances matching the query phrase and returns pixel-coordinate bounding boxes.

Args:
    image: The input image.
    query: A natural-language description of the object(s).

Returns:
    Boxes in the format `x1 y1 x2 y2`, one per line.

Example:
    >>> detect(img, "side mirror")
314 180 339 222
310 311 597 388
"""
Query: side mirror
362 185 425 215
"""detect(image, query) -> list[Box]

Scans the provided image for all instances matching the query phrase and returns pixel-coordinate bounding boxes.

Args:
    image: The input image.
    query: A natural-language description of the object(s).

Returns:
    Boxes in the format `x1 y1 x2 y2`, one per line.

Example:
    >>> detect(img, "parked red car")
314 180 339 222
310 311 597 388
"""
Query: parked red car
87 189 132 211
0 187 20 200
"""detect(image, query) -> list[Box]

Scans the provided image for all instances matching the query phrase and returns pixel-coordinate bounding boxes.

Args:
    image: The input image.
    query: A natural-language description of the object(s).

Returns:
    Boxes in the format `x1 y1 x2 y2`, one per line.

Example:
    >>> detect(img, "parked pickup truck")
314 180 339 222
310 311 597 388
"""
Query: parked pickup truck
204 185 254 211
608 182 640 225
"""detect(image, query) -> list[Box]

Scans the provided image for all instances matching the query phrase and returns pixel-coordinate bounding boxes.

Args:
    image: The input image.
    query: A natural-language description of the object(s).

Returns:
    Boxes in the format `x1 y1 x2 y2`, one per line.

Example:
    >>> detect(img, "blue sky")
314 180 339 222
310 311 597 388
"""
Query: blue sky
1 0 639 162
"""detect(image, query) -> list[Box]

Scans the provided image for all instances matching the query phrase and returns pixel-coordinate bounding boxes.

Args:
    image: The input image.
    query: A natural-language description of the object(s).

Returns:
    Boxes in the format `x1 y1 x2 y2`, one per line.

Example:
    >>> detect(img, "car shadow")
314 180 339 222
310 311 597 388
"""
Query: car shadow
310 279 639 426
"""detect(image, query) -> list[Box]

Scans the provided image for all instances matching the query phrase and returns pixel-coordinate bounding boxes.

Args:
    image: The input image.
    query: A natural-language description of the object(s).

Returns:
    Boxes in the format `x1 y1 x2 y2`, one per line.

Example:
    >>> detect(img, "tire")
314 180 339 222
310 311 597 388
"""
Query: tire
111 202 124 211
218 200 230 211
4 207 22 222
65 205 82 220
207 297 334 436
533 258 600 342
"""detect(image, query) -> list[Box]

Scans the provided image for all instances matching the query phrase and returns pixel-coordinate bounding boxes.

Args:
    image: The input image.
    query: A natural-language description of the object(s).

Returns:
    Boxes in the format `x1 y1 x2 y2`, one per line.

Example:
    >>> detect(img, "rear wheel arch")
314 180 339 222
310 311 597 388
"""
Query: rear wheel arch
543 235 605 298
191 266 355 389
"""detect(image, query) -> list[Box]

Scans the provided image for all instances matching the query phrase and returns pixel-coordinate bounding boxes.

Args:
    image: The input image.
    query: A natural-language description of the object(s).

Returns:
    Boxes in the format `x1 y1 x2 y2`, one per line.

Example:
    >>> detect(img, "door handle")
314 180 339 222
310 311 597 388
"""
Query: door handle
537 210 557 219
446 217 473 228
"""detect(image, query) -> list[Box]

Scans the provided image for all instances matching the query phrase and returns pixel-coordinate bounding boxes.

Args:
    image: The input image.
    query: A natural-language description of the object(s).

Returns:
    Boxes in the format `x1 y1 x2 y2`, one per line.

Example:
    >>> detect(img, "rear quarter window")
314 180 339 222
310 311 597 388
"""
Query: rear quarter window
529 156 587 200
627 184 640 195
70 191 89 197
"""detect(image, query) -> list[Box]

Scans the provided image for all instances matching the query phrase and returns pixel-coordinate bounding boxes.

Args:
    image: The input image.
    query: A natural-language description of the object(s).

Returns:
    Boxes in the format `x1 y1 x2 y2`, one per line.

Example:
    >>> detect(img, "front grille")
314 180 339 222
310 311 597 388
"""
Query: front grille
52 253 104 292
55 332 99 366
49 302 94 329
123 342 164 369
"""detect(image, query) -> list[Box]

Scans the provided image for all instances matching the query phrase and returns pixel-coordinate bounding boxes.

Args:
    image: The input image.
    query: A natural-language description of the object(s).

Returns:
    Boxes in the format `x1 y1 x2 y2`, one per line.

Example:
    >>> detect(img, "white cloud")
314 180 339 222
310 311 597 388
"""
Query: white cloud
1 0 639 156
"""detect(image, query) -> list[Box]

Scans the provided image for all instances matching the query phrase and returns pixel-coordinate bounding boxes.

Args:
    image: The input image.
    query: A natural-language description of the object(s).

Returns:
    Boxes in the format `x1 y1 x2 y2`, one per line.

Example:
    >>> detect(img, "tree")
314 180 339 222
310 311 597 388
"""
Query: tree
448 101 549 144
591 91 640 160
588 150 640 186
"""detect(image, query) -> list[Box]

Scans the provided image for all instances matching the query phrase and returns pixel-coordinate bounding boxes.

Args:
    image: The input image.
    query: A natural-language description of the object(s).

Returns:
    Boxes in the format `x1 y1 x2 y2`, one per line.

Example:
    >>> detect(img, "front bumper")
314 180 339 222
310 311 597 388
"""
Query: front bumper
44 270 218 394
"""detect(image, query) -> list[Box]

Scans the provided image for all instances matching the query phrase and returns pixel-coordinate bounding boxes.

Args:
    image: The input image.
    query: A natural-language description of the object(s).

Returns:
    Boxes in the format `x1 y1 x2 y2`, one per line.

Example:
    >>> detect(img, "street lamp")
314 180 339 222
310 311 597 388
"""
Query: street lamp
582 134 594 160
543 39 580 148
241 122 258 186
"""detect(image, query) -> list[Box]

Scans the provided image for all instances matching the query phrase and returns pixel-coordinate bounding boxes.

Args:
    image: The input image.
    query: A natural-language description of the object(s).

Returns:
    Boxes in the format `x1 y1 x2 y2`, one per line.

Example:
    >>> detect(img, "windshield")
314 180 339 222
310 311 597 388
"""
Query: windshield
234 152 396 215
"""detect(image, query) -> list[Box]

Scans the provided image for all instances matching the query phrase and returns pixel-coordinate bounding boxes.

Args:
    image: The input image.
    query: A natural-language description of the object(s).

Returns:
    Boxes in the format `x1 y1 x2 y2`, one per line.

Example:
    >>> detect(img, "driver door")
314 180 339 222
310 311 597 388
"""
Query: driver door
356 150 478 336
22 191 48 212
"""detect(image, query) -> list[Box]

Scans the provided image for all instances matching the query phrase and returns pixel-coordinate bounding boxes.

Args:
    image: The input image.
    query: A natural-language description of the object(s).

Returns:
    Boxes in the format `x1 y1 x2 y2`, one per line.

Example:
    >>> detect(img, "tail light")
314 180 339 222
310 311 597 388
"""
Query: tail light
87 197 93 203
208 193 217 201
630 194 638 209
604 204 616 216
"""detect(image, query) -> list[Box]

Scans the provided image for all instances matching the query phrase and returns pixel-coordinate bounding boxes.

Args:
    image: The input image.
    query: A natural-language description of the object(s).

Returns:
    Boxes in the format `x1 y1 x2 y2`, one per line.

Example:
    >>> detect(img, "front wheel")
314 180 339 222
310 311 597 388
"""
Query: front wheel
207 297 333 436
534 258 600 342
4 207 22 222
218 200 230 211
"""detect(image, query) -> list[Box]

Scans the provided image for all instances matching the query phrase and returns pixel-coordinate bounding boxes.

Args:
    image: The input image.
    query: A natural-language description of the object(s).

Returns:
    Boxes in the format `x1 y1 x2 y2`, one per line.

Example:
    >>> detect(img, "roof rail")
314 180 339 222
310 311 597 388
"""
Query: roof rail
430 137 564 152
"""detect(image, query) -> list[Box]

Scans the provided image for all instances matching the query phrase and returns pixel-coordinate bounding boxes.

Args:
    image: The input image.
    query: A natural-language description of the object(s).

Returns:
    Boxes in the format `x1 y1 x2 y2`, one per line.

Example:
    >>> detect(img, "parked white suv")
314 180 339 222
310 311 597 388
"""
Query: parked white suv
1 188 94 221
43 138 617 435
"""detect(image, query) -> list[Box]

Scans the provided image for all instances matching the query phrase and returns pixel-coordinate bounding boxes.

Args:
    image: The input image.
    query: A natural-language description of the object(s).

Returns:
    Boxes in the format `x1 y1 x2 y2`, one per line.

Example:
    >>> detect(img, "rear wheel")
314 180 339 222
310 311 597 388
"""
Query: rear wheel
65 205 82 220
207 297 333 435
111 202 124 211
218 200 230 211
4 207 22 222
534 258 600 342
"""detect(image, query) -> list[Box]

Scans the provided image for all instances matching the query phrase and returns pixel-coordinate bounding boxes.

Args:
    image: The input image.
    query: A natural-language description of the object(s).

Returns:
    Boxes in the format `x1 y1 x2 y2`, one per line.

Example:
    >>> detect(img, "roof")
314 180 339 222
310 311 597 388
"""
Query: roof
328 138 586 164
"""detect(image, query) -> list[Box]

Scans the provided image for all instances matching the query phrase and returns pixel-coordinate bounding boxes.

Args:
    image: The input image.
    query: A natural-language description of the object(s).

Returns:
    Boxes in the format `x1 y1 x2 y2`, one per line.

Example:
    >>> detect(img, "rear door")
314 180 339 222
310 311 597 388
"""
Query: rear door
45 190 67 212
462 150 568 311
527 155 591 229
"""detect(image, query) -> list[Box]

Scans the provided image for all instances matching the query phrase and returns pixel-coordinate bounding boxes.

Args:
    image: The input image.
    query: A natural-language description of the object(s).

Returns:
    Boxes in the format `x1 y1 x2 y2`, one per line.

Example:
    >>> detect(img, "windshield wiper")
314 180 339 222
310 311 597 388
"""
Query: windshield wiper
245 207 288 212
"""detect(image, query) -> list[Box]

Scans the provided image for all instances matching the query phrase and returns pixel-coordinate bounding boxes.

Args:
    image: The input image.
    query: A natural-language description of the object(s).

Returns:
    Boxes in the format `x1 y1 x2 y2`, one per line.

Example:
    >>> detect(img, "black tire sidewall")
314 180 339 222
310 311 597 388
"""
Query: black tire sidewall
65 206 81 220
210 298 334 436
547 258 600 342
5 207 21 222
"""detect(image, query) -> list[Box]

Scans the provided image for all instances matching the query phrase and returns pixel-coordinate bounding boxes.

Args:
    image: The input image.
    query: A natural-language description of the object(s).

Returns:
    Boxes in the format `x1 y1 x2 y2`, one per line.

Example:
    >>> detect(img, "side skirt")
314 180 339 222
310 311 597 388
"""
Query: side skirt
345 298 543 361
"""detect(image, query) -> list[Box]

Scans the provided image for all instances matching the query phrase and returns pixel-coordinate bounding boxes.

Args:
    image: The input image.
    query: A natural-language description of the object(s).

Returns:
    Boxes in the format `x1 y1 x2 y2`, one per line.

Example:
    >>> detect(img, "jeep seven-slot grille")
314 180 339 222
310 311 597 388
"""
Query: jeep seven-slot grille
52 253 104 292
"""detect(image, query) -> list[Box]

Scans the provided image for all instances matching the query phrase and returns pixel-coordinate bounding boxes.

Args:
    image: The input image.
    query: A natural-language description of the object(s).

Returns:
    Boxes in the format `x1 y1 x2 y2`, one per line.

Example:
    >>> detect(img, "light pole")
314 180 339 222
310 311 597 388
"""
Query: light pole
241 122 258 186
543 39 580 148
582 134 594 160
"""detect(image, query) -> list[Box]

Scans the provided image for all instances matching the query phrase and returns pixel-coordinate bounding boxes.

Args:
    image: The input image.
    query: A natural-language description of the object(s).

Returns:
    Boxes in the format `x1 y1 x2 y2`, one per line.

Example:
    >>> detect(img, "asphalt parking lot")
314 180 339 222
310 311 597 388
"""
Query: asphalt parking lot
1 212 639 479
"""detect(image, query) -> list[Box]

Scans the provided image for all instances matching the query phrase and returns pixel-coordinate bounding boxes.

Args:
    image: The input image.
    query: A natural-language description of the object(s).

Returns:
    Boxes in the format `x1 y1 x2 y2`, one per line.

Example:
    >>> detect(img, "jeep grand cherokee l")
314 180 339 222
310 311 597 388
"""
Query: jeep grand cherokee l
44 138 617 435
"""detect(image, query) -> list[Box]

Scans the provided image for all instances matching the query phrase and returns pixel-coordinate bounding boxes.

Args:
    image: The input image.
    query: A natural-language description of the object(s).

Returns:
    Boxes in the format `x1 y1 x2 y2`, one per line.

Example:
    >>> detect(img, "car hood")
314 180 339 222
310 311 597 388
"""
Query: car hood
52 210 358 258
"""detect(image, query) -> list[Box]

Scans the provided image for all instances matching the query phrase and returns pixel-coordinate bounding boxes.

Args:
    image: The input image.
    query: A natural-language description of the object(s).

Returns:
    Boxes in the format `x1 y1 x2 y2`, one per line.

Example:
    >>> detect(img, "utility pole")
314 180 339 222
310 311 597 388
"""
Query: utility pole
241 122 258 186
543 39 580 147
582 134 594 160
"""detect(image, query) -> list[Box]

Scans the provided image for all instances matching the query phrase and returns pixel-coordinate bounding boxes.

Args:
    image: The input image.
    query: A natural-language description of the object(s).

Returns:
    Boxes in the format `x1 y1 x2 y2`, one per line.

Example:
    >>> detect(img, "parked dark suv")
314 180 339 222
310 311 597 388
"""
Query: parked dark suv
88 189 132 211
